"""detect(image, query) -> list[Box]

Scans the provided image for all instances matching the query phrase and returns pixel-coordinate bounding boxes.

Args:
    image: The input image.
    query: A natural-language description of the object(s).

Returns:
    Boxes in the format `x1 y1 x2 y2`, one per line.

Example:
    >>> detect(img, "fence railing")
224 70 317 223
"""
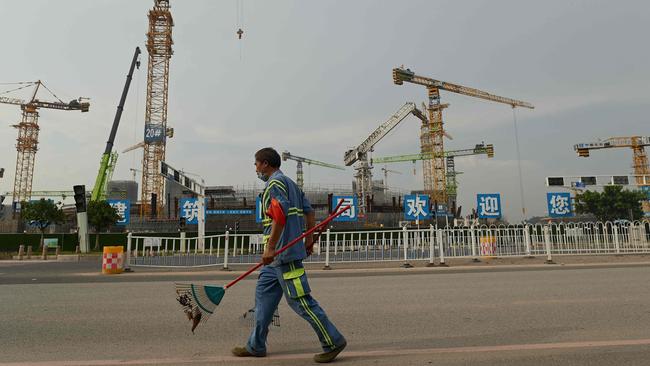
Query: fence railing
125 221 650 269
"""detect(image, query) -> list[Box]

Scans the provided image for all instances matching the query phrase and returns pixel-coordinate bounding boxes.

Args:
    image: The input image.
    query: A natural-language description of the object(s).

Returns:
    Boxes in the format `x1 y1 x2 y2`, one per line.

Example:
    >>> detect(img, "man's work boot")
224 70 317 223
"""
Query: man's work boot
314 341 347 363
231 346 266 358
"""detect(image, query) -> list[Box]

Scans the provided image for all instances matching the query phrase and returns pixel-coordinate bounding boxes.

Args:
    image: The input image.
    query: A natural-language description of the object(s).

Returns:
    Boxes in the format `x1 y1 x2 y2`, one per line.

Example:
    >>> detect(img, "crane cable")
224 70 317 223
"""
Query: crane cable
236 0 244 60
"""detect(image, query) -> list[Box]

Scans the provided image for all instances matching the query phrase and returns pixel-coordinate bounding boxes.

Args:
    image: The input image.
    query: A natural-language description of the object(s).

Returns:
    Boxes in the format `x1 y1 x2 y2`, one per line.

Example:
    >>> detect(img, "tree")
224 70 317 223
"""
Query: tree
574 185 646 222
21 199 65 248
87 200 120 250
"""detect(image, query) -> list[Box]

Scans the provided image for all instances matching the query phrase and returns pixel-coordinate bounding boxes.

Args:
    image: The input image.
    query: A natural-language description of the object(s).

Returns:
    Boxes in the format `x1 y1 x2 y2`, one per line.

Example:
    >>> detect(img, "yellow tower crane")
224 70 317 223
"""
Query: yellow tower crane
392 67 533 206
141 0 174 217
0 81 89 205
574 136 650 215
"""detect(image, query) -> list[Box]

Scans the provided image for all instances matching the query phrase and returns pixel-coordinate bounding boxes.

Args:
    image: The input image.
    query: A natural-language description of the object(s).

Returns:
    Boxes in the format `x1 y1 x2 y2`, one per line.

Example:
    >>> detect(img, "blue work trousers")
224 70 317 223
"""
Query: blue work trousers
246 263 345 355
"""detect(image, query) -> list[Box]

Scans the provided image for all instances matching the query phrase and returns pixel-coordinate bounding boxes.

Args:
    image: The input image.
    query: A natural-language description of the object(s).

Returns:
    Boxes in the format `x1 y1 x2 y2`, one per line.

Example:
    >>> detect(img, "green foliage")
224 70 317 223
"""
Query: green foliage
21 199 65 232
88 200 120 233
574 185 646 222
87 200 120 250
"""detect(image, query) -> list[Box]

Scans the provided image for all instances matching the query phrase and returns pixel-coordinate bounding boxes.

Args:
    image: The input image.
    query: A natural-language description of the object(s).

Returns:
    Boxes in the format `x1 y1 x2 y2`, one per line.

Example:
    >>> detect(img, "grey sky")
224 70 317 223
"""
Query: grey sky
0 0 648 221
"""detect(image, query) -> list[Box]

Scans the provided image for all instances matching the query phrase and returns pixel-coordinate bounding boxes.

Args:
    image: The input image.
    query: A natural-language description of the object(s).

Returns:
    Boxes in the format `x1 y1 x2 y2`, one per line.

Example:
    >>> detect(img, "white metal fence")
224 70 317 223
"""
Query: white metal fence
125 221 650 269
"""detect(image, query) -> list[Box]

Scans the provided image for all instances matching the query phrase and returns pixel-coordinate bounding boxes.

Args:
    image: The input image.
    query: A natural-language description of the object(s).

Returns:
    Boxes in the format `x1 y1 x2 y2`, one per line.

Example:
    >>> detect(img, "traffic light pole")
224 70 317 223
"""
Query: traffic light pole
77 211 89 253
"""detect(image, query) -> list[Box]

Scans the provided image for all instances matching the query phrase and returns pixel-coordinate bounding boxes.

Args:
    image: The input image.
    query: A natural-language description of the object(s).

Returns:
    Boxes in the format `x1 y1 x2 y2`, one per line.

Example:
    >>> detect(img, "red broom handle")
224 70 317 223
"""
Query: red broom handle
225 203 350 289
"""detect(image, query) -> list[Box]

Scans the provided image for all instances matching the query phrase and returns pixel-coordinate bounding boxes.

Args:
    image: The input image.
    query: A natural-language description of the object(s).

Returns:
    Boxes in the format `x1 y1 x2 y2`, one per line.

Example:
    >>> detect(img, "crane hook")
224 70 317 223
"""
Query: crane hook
237 28 244 39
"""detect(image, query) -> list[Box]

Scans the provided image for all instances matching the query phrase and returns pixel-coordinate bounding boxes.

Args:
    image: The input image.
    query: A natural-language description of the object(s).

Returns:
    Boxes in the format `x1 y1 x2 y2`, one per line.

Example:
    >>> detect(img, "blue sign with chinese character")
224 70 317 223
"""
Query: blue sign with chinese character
107 199 130 225
404 194 430 221
477 193 501 219
255 196 263 223
179 198 205 225
332 196 358 222
547 192 573 218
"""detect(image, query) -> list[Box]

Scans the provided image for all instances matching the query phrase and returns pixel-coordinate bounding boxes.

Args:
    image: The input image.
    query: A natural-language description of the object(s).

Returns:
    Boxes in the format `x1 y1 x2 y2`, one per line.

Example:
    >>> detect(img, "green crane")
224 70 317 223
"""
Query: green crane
371 143 494 213
281 151 345 189
91 47 141 201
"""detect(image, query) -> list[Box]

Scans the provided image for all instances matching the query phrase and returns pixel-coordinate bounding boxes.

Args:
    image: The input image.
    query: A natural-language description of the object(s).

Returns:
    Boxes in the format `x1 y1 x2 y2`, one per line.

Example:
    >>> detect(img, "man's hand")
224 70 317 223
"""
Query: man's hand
262 247 276 265
305 234 315 256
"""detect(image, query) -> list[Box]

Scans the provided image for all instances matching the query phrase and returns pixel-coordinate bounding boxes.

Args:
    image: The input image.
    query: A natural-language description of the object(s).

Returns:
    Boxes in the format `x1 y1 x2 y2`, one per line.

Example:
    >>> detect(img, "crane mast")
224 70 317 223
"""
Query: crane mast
344 102 424 215
141 0 174 217
393 67 533 209
281 151 344 189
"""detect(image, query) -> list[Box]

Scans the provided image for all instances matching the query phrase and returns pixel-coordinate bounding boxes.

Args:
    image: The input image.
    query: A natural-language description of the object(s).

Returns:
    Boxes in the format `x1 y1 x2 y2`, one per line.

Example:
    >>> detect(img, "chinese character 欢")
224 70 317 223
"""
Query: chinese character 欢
407 195 428 218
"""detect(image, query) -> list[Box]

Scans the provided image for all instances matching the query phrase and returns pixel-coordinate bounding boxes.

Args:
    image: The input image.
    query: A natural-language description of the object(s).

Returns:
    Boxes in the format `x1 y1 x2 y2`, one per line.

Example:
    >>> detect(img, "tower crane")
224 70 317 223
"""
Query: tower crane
281 151 345 189
141 0 174 217
574 136 650 214
90 47 141 201
380 167 401 193
0 81 89 204
392 67 533 208
344 102 426 215
372 143 495 212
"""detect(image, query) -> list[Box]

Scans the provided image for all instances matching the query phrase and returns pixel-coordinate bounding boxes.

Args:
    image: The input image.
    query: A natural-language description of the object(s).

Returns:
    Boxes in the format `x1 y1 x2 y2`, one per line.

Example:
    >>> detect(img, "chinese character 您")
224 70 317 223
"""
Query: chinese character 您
550 194 570 215
479 196 499 217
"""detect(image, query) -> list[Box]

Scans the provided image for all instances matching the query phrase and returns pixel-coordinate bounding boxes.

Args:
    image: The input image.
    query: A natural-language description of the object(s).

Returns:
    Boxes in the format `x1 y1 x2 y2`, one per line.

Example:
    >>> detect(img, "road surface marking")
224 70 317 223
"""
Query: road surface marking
2 338 650 365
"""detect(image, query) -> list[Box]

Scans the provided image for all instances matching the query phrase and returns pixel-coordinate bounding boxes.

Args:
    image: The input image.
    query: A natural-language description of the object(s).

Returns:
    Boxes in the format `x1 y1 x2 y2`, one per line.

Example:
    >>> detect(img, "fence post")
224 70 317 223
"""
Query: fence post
27 246 32 259
470 225 479 262
124 232 132 272
524 225 533 258
438 228 448 267
613 225 621 254
222 231 230 271
401 226 412 268
323 229 332 270
180 231 186 253
427 225 435 267
18 245 25 260
544 225 554 264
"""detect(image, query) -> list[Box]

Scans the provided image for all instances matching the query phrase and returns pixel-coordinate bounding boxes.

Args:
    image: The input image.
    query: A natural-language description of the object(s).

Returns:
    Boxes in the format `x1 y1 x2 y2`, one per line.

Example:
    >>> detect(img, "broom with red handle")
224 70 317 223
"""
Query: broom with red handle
175 201 350 332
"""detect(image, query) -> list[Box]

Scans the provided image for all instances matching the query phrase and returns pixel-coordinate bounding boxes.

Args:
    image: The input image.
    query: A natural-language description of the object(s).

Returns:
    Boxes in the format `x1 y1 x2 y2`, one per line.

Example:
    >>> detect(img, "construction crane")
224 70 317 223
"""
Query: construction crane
141 0 174 217
380 167 401 193
372 143 495 212
574 136 650 214
90 47 141 201
344 102 426 215
0 81 89 204
392 67 533 209
281 151 345 189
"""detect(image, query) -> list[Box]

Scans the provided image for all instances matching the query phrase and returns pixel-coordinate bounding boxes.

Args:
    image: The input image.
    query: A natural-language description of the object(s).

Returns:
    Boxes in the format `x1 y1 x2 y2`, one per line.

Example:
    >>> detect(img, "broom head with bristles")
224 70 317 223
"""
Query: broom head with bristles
175 283 225 333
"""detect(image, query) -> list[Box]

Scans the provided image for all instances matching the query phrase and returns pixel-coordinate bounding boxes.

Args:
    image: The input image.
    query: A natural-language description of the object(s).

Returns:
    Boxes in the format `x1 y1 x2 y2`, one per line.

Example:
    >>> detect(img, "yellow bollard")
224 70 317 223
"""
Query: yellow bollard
102 246 124 274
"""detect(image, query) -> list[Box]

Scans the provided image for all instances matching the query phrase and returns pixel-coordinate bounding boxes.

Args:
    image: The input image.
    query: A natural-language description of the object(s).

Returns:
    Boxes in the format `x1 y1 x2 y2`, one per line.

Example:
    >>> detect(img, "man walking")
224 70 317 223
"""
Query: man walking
232 147 347 363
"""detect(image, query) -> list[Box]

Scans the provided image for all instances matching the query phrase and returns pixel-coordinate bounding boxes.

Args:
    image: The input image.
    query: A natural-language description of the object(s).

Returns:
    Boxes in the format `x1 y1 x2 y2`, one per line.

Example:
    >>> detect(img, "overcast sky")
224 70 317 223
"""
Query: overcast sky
0 0 648 221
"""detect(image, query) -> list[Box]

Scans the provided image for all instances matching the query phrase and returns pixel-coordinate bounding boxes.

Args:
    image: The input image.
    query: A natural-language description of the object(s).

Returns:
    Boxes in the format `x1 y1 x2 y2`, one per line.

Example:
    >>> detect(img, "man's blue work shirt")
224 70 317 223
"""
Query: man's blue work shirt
261 170 313 265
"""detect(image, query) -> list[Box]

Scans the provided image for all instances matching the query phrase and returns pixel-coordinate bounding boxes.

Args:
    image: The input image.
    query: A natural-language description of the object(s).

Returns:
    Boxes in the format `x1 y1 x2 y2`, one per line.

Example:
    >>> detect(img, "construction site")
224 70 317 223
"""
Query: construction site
0 0 648 239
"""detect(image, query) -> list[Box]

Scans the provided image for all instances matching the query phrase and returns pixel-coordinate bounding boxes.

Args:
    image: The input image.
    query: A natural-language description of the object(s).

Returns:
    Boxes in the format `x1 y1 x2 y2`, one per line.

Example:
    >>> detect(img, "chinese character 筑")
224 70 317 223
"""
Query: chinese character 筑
183 200 199 222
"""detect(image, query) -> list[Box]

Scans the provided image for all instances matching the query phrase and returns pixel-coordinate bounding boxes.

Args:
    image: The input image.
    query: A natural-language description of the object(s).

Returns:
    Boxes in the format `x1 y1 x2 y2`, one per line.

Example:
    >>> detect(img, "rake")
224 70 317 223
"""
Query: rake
175 201 350 333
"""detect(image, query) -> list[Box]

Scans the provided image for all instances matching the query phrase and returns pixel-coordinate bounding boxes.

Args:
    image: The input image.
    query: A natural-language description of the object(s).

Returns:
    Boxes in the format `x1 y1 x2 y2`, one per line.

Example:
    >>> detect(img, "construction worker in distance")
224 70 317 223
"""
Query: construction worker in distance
231 147 347 363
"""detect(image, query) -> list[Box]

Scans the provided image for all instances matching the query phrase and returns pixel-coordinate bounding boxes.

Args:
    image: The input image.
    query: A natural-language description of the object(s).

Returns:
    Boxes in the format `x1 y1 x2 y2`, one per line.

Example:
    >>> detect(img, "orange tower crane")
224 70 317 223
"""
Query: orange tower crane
392 67 534 206
0 81 89 204
141 0 174 217
574 136 650 214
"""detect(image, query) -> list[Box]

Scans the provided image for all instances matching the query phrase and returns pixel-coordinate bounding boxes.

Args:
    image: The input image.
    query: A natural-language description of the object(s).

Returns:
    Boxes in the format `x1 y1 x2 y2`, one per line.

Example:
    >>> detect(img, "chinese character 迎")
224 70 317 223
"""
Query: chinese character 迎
479 196 499 217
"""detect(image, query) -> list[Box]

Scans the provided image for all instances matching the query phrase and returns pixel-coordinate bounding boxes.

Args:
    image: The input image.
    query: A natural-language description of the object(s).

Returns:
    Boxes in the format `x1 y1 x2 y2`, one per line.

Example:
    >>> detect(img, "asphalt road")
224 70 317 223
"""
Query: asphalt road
1 262 649 365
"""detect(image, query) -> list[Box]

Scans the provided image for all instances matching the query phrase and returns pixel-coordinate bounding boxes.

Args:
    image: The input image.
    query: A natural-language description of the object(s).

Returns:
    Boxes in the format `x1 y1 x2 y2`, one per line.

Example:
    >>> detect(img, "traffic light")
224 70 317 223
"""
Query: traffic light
73 185 86 213
235 221 240 231
179 216 186 231
0 167 4 178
